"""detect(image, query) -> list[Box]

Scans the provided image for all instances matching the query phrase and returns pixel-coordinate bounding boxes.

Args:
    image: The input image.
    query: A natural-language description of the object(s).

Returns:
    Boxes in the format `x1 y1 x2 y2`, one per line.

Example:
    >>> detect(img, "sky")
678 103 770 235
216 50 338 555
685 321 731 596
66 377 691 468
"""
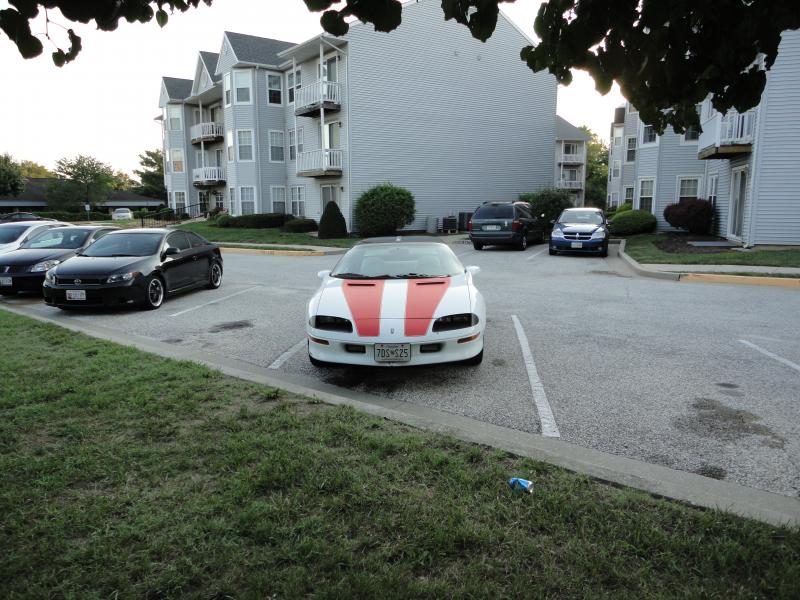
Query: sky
0 0 624 176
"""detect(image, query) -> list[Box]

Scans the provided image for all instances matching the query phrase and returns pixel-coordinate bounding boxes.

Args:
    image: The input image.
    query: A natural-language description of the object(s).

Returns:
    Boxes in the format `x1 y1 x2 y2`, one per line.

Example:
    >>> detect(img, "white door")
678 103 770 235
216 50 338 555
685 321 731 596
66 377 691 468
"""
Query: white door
729 169 747 239
321 185 338 208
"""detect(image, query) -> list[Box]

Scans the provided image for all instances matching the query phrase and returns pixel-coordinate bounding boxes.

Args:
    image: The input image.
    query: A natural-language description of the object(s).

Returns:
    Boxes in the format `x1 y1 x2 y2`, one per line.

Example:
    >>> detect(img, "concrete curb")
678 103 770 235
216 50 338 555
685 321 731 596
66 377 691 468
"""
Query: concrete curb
2 303 799 529
617 240 681 281
220 247 325 257
679 273 800 288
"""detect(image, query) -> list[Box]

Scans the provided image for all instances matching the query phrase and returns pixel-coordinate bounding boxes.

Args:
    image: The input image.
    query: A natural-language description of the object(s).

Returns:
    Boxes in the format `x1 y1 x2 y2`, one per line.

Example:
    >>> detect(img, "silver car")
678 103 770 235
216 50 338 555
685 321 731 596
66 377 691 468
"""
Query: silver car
0 221 67 255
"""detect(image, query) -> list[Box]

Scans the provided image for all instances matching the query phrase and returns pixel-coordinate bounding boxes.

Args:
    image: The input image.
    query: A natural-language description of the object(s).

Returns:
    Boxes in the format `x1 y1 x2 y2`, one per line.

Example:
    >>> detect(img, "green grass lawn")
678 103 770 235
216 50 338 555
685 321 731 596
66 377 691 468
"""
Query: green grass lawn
625 234 800 267
178 221 359 248
220 244 320 252
1 310 799 598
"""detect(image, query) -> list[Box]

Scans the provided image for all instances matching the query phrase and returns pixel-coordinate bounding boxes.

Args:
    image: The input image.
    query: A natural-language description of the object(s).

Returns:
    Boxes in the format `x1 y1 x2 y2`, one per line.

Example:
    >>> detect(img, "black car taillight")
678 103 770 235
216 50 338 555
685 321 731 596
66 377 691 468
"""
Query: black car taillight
511 219 522 232
314 315 353 333
432 313 479 332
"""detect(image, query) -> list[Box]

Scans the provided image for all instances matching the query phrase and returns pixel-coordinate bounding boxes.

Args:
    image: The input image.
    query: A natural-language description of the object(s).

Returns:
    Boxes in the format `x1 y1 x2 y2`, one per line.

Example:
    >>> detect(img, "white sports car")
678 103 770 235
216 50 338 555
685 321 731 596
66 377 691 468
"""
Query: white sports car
307 236 485 367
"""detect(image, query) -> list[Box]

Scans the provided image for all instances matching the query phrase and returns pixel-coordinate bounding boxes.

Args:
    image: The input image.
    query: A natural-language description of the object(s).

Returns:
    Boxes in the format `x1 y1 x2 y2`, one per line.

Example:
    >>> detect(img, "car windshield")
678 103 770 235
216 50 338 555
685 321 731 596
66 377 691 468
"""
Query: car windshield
0 225 27 243
558 210 604 225
22 228 90 250
331 243 464 279
474 204 513 219
82 232 163 257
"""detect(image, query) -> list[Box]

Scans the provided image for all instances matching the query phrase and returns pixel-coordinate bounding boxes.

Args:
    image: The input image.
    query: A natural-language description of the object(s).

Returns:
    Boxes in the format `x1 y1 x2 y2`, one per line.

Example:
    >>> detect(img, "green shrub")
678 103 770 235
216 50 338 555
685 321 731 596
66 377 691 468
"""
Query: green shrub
354 184 416 236
609 209 657 236
33 211 109 222
318 202 348 239
615 201 633 214
519 188 574 226
663 198 715 234
216 214 232 228
281 218 318 233
134 209 148 219
228 213 290 229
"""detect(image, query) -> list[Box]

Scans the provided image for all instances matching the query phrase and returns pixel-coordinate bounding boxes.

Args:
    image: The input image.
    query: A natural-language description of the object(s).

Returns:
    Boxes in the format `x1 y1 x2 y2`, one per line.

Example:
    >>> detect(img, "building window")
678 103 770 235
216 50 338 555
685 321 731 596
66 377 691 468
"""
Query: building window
321 185 338 208
269 130 285 162
240 187 255 215
289 127 303 161
168 105 182 131
213 191 224 210
563 142 578 156
223 73 231 106
234 70 252 104
290 186 306 216
174 191 186 213
678 177 700 201
612 160 621 179
226 130 234 161
170 148 184 173
609 192 619 207
267 74 282 105
642 125 657 145
683 127 699 142
638 179 655 213
625 136 636 162
271 186 287 213
613 125 623 146
624 186 634 203
563 167 579 182
236 130 253 161
706 174 719 208
287 69 301 103
322 56 338 82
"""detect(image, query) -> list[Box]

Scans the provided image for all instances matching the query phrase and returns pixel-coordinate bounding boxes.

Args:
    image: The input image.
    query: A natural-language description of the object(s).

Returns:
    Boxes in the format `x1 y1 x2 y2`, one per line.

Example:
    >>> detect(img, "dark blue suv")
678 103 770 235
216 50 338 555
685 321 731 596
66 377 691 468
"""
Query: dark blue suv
549 208 609 257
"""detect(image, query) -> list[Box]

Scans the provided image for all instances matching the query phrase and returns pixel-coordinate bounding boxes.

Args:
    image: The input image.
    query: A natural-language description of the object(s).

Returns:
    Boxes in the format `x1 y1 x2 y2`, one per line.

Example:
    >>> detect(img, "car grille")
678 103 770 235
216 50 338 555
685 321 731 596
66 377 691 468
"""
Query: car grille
55 276 105 285
564 233 593 240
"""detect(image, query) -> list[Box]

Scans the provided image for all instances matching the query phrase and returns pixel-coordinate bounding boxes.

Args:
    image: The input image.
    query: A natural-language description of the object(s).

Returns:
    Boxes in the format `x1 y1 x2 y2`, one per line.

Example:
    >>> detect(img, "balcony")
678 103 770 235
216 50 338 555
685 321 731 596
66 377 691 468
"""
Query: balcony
296 149 343 178
556 180 583 190
559 153 585 164
294 80 341 118
192 166 226 188
190 122 224 145
698 110 757 160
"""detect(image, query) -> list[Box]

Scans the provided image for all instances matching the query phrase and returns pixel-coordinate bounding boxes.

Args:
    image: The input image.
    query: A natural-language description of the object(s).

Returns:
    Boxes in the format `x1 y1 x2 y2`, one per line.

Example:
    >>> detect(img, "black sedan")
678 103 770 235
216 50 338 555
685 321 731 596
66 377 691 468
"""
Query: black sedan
43 229 223 310
0 226 118 295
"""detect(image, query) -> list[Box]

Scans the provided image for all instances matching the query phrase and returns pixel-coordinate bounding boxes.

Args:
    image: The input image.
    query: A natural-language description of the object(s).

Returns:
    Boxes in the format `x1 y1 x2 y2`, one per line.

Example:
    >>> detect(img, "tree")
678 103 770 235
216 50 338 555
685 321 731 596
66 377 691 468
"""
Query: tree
45 179 86 211
3 2 798 133
53 155 114 206
0 154 25 197
112 170 138 191
18 160 54 178
133 149 166 200
579 126 608 210
519 188 574 226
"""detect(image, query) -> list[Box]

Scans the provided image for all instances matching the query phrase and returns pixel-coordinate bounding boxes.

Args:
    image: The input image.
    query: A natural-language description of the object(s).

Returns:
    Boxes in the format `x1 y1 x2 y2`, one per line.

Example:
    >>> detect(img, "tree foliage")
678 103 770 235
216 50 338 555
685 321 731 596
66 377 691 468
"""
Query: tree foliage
18 159 54 178
52 155 115 207
0 153 25 197
133 149 167 200
519 188 574 226
579 126 608 210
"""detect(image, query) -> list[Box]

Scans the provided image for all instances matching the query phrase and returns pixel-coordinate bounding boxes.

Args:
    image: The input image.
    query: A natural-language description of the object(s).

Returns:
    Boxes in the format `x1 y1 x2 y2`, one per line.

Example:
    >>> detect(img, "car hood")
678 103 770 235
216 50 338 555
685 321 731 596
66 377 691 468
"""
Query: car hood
0 242 21 254
0 248 77 266
54 255 149 276
557 223 605 234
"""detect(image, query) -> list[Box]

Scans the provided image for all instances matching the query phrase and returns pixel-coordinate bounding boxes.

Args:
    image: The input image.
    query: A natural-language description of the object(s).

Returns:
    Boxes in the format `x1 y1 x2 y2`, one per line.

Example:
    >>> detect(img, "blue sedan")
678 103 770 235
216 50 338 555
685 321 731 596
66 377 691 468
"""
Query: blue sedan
549 208 609 257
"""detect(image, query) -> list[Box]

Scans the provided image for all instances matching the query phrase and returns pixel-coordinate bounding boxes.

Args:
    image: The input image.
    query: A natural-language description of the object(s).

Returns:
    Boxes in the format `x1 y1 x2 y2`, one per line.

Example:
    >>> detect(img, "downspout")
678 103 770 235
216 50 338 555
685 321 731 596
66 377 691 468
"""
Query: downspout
293 56 298 179
253 67 262 213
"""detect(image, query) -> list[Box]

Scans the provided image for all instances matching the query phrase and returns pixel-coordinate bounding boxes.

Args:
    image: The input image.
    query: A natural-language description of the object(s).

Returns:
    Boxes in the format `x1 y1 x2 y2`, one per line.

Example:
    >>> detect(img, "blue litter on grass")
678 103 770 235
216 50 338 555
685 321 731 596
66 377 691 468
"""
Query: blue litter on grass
508 477 534 493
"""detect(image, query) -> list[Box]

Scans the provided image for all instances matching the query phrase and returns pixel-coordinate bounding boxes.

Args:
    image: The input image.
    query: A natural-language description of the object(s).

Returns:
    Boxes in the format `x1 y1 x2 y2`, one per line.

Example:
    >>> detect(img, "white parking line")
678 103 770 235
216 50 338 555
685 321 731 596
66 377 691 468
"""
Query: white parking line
168 286 258 317
739 339 800 374
511 315 560 437
269 338 307 369
525 248 548 261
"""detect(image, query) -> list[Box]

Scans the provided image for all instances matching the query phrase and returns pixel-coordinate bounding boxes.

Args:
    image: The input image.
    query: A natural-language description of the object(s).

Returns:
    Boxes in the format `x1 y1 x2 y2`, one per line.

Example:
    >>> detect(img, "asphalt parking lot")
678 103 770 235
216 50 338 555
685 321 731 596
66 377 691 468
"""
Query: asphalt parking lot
4 239 799 498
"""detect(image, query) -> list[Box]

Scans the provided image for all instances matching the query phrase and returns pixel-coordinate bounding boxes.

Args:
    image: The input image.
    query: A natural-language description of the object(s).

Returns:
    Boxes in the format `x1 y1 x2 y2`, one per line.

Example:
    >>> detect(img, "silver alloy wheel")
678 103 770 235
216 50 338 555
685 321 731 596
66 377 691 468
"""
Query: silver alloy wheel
148 277 164 307
210 262 222 287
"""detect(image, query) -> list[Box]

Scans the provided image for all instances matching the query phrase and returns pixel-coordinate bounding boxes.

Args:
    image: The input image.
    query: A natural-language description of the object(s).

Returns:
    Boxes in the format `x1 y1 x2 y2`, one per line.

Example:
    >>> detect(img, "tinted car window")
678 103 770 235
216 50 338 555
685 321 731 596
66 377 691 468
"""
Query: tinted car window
83 232 164 257
22 228 90 249
185 232 208 247
0 225 27 243
332 243 464 279
165 232 192 252
474 204 513 219
515 204 533 219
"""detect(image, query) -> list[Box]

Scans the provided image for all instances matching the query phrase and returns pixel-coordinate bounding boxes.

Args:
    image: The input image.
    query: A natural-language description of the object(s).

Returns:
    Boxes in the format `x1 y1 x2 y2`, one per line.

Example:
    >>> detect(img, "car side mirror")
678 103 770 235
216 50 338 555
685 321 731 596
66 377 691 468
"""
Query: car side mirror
466 265 480 276
163 247 180 257
317 269 331 279
549 219 556 225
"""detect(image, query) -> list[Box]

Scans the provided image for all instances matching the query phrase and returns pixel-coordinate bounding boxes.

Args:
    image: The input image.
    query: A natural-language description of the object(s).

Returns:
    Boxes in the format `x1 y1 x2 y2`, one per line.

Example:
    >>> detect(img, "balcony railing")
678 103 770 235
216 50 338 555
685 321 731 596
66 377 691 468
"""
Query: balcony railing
190 122 224 144
698 109 757 160
560 153 585 163
294 80 342 117
556 180 583 190
192 166 226 187
296 149 343 177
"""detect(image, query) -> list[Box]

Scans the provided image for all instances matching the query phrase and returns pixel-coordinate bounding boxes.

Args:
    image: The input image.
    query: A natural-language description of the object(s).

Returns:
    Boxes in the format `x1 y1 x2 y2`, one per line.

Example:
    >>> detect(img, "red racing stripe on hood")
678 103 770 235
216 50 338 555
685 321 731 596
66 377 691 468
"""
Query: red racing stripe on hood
342 281 384 337
405 278 451 336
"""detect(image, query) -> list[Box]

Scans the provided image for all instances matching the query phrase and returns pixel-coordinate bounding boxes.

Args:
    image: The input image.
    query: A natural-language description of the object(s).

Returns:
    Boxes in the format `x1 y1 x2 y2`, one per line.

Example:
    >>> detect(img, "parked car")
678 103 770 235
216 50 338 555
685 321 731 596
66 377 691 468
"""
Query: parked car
468 201 545 251
0 212 55 222
0 221 67 255
549 207 610 257
307 236 485 367
43 229 222 310
0 226 118 296
111 208 134 221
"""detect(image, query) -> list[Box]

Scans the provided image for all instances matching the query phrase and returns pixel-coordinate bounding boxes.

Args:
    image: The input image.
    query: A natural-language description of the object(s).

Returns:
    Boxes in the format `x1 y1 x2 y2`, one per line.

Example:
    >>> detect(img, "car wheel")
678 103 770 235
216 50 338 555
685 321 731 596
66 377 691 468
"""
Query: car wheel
472 241 483 250
206 260 223 289
462 348 483 366
309 353 332 368
600 243 609 258
142 275 165 310
549 248 557 256
518 234 528 251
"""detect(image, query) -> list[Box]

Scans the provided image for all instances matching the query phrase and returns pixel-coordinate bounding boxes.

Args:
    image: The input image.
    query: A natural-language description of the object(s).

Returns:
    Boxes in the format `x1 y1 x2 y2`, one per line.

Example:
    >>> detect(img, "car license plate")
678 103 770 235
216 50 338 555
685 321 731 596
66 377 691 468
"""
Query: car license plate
66 289 86 301
0 277 11 286
571 242 583 249
483 225 500 231
374 343 411 363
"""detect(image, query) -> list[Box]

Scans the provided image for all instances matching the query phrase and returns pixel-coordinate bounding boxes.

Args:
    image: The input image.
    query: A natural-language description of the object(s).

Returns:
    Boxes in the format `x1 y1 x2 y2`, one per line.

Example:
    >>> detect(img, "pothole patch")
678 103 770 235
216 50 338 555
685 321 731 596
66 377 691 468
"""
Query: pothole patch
208 320 254 333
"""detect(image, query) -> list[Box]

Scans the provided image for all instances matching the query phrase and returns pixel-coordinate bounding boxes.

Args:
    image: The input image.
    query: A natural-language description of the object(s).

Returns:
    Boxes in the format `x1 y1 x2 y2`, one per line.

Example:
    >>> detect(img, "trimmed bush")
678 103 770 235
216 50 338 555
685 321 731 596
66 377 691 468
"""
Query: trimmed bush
228 213 290 229
32 211 108 222
281 218 318 233
354 184 416 236
663 198 714 234
519 188 574 227
215 214 232 228
318 202 348 239
615 201 633 214
609 209 657 236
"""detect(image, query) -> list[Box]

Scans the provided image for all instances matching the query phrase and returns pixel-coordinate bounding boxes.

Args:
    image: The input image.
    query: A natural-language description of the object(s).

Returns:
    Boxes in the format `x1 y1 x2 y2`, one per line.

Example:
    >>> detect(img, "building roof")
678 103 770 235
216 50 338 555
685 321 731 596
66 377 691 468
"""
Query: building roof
0 178 163 208
199 51 221 83
162 77 193 101
556 116 591 141
224 31 296 66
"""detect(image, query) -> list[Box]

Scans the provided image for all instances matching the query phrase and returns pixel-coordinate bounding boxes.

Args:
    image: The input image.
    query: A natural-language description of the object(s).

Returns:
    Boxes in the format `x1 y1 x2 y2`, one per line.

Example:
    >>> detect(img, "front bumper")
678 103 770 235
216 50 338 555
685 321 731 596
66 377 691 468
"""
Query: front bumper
550 238 606 252
0 271 46 294
306 327 484 366
43 278 147 308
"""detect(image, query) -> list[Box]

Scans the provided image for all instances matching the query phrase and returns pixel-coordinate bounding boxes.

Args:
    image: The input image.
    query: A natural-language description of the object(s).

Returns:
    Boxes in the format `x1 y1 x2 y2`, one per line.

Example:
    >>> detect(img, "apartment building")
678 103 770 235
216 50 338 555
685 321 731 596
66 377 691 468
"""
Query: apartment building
608 30 800 246
157 0 557 231
554 116 589 206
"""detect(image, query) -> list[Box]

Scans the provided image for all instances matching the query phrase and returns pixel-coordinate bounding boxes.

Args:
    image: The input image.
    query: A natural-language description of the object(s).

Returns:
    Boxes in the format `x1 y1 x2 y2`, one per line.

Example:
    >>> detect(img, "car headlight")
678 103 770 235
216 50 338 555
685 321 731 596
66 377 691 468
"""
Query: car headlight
106 271 139 284
550 228 565 239
313 315 353 333
30 259 60 272
432 313 479 332
44 268 56 283
591 228 607 240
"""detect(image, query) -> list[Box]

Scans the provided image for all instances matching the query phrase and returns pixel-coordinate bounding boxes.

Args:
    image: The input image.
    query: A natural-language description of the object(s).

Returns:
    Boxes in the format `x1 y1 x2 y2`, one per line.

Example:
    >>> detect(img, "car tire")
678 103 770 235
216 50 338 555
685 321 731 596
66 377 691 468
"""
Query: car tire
462 348 483 366
206 260 223 289
549 248 557 256
309 353 333 368
472 241 483 251
600 243 609 258
518 234 528 251
142 275 165 310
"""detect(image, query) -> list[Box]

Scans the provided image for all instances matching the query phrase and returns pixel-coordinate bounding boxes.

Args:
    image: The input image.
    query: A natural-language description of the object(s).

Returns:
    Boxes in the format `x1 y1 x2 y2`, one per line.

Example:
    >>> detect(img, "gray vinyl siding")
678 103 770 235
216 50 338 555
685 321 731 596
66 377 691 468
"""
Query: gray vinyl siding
346 0 557 231
652 129 705 229
706 158 729 237
254 67 288 213
163 103 191 207
214 36 238 76
749 30 800 245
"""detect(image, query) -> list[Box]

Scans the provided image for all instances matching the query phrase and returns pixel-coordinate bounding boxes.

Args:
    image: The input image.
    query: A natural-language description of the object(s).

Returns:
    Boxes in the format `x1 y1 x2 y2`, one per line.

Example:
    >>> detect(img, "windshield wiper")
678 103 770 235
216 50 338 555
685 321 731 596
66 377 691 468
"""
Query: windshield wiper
392 273 443 279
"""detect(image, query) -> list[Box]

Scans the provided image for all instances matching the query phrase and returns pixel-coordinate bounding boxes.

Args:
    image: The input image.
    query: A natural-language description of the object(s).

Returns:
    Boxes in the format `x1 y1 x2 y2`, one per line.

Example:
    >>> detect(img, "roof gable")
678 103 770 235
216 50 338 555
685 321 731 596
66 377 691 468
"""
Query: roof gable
200 51 221 83
162 77 193 102
556 116 591 141
223 31 295 67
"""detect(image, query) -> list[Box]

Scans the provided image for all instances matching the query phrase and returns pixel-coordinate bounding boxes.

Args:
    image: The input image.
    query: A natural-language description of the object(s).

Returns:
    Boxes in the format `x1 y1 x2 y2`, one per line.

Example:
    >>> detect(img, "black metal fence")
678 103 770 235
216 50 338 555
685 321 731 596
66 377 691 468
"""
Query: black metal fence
139 203 206 228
